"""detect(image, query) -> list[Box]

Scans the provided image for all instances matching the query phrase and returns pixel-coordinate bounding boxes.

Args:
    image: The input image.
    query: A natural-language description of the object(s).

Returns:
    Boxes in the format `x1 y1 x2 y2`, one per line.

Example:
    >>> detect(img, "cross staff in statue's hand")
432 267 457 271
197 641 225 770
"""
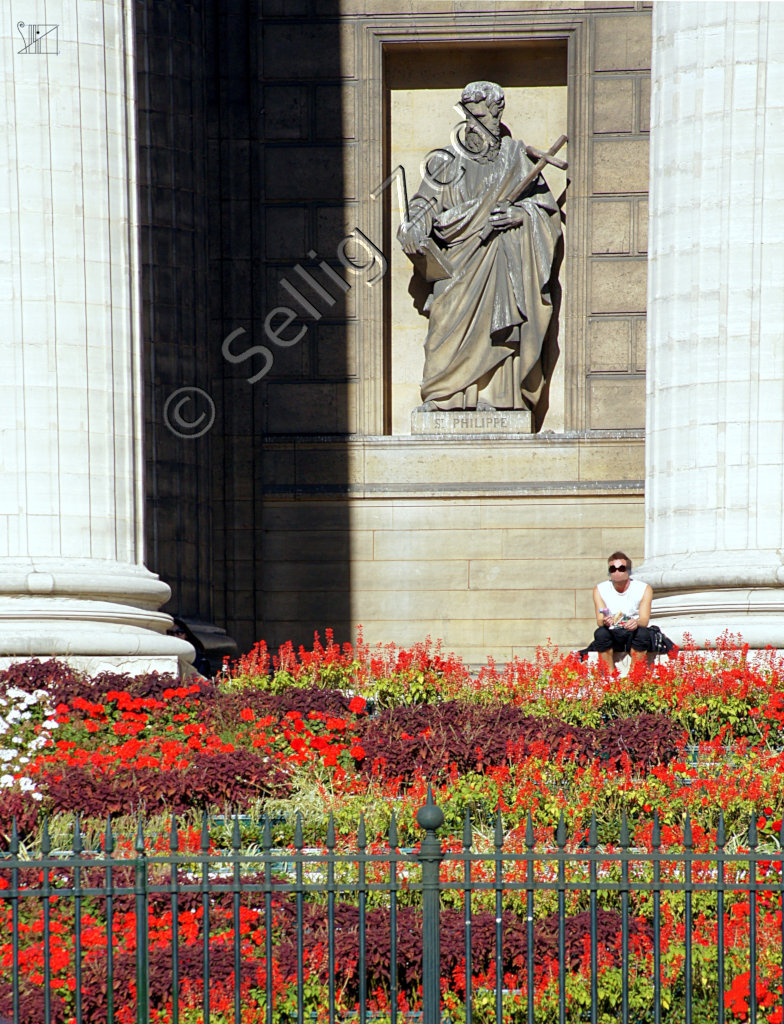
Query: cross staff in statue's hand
482 133 568 242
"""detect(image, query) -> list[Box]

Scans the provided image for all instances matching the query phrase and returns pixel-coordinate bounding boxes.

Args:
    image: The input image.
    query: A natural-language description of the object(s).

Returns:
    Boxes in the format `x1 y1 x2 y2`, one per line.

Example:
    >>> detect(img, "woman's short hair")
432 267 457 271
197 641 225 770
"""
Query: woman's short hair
607 550 632 570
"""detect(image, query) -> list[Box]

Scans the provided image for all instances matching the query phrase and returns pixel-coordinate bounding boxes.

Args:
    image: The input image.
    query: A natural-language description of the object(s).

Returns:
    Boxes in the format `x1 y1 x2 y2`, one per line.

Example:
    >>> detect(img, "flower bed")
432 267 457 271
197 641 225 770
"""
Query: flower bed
2 631 784 1022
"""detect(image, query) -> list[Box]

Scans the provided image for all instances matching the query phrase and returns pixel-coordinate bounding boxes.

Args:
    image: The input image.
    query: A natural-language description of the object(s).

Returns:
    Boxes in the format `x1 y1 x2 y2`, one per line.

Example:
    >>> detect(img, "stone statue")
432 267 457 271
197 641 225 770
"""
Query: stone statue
398 81 564 414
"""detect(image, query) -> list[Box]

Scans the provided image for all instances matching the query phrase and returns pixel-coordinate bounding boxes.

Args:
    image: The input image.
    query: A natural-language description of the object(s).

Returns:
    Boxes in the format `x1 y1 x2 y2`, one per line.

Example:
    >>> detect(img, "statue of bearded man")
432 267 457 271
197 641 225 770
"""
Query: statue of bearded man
398 81 562 414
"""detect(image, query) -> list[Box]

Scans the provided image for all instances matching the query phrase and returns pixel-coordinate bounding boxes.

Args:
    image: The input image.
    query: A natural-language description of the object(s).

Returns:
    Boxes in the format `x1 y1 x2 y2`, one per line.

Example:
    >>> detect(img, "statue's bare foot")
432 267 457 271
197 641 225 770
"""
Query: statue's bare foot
475 401 496 411
416 401 439 412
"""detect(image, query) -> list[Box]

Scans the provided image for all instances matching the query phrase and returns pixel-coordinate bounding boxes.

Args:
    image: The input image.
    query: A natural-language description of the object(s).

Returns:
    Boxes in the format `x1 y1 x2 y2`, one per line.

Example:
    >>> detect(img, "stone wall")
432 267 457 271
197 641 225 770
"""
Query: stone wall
139 0 653 662
260 436 644 664
586 8 651 430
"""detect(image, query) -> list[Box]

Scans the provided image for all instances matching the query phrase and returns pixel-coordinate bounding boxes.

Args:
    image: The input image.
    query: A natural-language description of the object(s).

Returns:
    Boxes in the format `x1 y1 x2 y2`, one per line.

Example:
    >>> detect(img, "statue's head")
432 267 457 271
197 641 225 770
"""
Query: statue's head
461 81 505 115
460 81 505 152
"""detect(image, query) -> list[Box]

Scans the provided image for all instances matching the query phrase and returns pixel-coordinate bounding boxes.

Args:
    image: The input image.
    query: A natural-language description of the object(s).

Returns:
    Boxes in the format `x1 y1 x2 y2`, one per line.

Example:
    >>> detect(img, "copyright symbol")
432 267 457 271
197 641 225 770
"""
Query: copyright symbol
163 387 216 439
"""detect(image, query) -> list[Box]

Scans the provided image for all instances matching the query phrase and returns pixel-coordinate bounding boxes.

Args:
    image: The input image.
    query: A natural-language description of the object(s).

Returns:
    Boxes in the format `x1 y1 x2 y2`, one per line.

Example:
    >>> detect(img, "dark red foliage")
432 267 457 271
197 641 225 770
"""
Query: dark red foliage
0 985 68 1024
185 749 292 807
598 713 684 768
526 907 652 970
77 942 260 1024
56 670 216 708
0 787 40 848
354 702 588 782
355 703 681 783
208 686 353 726
43 751 291 818
0 659 79 700
0 869 652 1015
0 658 217 709
44 766 192 817
272 896 649 997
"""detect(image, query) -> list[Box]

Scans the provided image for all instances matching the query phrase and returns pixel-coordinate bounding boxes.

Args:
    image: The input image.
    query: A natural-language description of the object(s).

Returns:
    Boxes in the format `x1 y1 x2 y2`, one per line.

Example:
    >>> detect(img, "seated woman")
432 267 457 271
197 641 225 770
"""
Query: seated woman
591 551 654 669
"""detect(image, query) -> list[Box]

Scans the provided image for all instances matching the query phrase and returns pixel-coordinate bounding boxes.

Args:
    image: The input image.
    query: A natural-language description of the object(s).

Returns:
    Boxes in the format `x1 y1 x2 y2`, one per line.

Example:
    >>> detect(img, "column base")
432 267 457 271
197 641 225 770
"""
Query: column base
637 552 784 648
647 588 784 649
0 558 194 677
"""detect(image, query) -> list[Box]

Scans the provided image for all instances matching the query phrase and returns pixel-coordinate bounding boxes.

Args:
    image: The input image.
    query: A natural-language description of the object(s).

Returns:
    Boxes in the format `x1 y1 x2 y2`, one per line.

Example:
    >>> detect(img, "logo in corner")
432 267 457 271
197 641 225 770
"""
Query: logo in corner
17 22 59 54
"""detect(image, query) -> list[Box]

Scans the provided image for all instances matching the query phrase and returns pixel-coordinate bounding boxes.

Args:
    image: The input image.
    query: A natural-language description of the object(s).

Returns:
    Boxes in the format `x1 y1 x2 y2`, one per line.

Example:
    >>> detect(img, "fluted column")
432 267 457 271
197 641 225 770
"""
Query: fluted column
638 2 784 646
0 1 191 672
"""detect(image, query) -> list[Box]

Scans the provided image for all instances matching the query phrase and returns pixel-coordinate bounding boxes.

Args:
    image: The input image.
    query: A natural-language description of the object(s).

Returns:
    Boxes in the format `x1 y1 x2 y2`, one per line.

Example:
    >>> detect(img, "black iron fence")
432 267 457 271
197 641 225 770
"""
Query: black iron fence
2 789 783 1024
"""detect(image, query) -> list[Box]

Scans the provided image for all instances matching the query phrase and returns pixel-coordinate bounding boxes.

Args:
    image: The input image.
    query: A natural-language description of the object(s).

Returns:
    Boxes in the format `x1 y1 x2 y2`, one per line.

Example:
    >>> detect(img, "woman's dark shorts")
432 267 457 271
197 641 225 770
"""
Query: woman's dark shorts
592 625 653 653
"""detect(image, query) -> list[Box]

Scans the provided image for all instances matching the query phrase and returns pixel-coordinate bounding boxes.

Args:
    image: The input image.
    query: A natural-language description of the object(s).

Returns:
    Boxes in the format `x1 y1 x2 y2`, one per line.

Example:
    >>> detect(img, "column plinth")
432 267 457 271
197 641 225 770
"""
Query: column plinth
0 558 187 674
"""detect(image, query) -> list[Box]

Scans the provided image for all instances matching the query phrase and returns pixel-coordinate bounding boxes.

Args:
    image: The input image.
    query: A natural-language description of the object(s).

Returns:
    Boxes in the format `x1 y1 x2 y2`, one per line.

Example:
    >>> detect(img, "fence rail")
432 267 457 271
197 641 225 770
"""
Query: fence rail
2 789 783 1024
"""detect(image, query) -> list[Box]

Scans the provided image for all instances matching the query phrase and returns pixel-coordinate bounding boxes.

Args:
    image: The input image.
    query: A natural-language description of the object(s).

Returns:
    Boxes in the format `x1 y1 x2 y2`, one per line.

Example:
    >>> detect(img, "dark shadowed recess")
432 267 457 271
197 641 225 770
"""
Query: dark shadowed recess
137 0 349 660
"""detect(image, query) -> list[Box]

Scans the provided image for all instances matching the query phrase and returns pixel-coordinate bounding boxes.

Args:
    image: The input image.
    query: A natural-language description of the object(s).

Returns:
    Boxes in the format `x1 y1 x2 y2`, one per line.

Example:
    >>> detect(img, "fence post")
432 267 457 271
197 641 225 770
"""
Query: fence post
417 785 445 1024
10 819 19 1024
134 817 150 1024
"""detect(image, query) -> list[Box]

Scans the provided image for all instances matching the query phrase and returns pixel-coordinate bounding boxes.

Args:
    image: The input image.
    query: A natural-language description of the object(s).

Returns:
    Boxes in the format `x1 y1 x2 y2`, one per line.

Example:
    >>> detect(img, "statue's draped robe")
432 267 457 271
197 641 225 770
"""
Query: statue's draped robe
410 136 562 410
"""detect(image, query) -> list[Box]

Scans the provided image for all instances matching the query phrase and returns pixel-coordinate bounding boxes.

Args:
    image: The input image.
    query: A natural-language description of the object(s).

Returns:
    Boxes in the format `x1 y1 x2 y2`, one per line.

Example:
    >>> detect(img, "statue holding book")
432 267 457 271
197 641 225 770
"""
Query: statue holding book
397 81 564 414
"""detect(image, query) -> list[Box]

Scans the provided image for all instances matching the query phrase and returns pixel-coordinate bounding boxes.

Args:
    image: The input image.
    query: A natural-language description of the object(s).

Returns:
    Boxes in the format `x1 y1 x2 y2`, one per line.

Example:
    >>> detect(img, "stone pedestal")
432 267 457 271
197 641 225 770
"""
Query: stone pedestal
637 2 784 647
0 1 191 674
411 409 532 435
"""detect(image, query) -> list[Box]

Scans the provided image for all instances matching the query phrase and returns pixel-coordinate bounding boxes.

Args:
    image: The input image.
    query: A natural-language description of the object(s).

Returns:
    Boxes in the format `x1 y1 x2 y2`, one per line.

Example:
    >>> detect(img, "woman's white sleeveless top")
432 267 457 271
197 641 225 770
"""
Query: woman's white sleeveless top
597 577 647 619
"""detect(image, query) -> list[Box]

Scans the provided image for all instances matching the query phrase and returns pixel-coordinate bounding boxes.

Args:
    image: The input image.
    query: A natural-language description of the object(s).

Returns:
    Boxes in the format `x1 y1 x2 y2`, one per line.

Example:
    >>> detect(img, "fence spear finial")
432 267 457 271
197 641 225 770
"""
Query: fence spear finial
463 808 473 851
104 815 114 856
262 814 272 852
232 812 241 852
135 815 145 855
416 783 445 832
494 808 504 850
556 809 567 849
525 809 535 849
652 809 661 850
683 811 693 850
388 810 398 850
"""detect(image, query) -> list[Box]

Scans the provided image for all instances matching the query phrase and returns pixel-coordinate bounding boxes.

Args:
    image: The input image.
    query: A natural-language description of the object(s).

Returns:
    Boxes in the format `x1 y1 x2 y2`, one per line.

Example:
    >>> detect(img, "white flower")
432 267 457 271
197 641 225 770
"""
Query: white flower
0 749 15 762
6 687 31 702
42 719 58 730
0 773 14 788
